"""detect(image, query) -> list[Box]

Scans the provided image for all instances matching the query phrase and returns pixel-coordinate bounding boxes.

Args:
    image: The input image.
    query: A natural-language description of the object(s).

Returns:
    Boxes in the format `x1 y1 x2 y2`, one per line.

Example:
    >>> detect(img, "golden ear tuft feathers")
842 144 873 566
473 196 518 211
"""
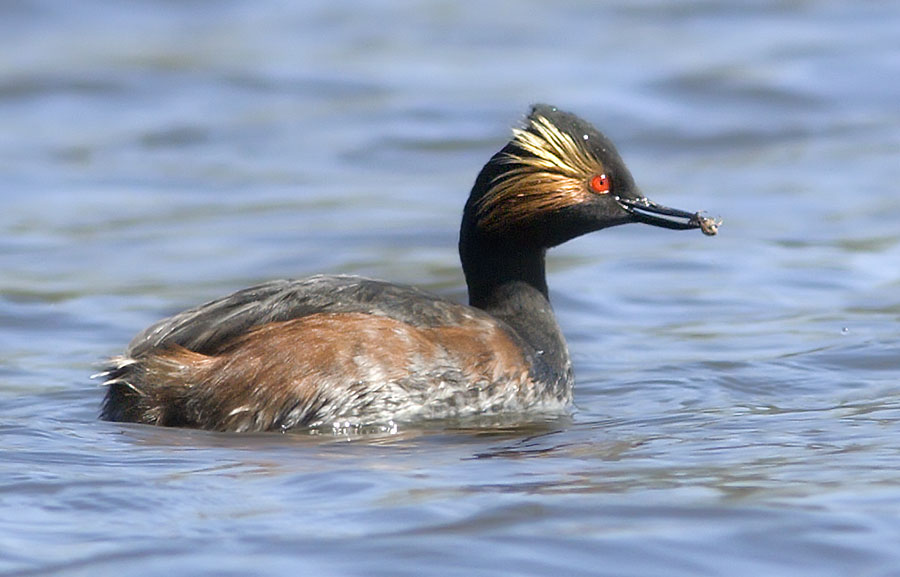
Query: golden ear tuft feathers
505 114 601 179
474 113 603 232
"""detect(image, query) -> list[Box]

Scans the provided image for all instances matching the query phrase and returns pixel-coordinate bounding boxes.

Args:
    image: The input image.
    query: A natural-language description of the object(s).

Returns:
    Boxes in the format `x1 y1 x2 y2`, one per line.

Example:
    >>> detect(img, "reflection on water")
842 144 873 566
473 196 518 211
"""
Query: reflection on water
2 1 900 575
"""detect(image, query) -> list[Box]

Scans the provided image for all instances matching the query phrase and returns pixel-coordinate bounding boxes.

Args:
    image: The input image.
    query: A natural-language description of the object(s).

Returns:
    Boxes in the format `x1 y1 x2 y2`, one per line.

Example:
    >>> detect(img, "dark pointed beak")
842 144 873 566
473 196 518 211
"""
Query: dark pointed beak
616 196 720 236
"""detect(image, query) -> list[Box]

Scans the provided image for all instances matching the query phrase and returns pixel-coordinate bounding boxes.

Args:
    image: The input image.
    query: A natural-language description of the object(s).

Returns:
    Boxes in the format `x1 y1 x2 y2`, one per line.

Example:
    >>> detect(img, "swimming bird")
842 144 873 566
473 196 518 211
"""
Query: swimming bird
99 104 719 432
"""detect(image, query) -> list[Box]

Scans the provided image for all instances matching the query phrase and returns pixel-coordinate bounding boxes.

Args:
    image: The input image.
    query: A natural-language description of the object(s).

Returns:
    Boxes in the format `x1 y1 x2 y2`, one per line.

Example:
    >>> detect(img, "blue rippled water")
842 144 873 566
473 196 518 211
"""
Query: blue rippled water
2 1 899 575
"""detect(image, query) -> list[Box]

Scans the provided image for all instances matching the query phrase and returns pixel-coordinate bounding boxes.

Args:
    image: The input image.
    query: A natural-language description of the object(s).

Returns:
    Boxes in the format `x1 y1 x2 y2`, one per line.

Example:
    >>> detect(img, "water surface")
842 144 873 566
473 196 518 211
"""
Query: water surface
2 1 899 575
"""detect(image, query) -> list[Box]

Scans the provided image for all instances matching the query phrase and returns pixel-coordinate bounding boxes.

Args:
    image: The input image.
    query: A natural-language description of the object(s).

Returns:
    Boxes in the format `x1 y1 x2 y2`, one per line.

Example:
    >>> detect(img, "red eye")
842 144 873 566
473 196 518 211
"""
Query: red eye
590 174 610 194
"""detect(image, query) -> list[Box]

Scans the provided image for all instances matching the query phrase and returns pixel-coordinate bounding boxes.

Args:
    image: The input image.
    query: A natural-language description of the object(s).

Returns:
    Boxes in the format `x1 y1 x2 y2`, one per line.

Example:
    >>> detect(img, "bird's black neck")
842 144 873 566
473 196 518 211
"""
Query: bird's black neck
459 230 572 388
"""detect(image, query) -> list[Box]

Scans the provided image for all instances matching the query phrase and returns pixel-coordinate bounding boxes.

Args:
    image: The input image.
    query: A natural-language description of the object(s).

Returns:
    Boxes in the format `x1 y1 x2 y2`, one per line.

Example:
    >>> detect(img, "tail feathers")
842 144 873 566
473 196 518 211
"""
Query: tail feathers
94 357 143 392
98 350 206 426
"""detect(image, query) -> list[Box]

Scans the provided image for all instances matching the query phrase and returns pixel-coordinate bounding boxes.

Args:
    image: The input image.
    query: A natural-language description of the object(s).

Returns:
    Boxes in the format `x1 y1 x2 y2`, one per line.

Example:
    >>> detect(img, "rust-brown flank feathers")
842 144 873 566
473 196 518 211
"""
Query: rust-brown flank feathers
107 311 535 431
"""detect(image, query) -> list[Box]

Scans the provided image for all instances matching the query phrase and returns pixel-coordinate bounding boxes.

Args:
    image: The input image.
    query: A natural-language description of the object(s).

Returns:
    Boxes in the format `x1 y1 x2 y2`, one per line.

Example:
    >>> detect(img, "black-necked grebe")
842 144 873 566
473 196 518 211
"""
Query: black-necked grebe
99 105 719 432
